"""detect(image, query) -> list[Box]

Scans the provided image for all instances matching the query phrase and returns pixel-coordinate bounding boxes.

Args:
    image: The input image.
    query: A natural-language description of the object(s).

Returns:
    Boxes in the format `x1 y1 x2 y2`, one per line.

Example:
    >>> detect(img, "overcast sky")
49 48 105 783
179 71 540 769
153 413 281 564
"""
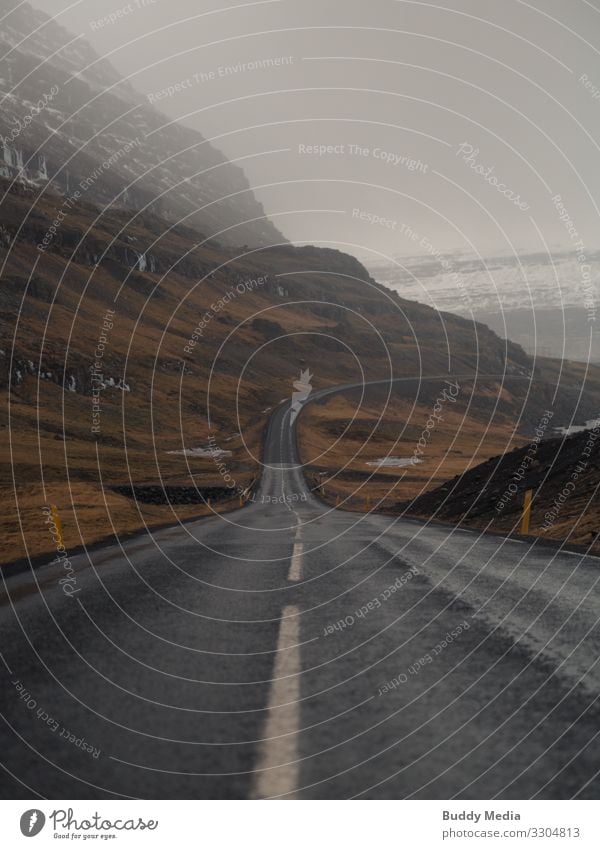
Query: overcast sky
32 0 600 261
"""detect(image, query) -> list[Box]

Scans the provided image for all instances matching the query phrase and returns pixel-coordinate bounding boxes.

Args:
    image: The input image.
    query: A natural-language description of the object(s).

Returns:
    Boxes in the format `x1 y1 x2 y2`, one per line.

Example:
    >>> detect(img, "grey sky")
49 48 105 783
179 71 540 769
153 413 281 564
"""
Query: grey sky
32 0 600 260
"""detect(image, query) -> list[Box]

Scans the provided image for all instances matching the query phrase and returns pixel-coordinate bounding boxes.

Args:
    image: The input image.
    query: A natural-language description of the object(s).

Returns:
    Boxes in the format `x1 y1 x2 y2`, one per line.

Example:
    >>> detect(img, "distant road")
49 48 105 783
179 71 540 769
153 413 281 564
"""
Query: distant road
1 376 599 799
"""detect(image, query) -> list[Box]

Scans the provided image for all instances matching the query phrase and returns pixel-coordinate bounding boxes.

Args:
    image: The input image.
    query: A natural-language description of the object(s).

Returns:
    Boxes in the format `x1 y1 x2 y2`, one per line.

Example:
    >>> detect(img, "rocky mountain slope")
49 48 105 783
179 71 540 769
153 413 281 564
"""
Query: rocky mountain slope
396 421 600 547
4 171 600 565
0 0 284 247
2 0 600 566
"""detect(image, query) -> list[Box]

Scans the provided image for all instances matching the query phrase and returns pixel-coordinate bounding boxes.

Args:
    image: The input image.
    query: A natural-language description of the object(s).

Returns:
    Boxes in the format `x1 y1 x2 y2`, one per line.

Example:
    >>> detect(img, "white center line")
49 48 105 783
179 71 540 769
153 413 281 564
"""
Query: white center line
250 604 302 799
288 519 303 582
288 542 303 582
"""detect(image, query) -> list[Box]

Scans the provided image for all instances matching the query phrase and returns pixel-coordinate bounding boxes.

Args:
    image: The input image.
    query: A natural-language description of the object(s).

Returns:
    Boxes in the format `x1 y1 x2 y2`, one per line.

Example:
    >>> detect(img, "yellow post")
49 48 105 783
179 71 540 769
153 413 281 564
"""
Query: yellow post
521 489 532 535
336 495 340 507
239 495 243 507
51 504 63 548
365 495 370 511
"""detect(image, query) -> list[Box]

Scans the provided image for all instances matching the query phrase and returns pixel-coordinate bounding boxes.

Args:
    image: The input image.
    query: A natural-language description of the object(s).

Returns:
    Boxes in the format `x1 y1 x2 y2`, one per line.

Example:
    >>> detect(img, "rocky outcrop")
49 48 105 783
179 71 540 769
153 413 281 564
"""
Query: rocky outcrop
0 0 286 249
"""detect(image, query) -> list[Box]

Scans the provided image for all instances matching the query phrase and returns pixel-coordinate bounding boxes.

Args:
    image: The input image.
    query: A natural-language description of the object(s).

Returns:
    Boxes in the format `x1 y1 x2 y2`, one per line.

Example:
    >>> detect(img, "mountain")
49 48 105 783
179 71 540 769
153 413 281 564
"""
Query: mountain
2 1 600 567
0 0 284 247
4 172 600 566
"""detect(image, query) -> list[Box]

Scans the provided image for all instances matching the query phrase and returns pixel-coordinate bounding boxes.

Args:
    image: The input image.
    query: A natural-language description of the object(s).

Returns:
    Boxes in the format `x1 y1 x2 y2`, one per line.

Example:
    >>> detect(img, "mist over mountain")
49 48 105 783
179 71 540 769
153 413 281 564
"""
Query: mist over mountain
3 0 600 808
0 0 285 247
1 0 600 566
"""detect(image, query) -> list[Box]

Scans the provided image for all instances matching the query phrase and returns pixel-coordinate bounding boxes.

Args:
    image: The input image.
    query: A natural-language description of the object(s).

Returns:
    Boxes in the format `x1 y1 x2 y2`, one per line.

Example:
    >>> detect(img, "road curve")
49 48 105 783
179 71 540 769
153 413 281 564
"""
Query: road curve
1 379 600 799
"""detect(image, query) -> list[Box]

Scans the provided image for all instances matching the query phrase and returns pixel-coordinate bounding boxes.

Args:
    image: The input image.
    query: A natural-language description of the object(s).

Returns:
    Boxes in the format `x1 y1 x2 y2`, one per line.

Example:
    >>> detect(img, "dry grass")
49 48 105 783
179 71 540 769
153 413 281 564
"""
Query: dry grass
298 388 528 511
3 182 600 565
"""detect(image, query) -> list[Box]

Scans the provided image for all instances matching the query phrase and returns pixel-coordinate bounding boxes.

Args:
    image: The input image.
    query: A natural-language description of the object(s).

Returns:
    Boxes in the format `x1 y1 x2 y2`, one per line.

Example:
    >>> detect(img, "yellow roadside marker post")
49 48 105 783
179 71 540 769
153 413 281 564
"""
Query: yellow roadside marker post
521 489 533 535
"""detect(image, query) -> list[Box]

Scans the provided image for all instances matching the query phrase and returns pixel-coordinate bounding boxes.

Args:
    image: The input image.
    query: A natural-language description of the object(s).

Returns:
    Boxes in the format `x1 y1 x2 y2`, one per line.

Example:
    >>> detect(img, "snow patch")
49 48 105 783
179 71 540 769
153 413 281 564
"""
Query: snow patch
166 446 232 458
366 457 422 468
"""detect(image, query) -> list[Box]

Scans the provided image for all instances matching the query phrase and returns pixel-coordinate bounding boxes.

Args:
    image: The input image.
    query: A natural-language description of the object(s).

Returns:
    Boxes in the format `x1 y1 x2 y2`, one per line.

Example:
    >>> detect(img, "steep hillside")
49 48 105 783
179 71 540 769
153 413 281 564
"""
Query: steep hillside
3 174 600 565
2 0 600 567
0 0 284 247
295 361 600 505
394 422 600 548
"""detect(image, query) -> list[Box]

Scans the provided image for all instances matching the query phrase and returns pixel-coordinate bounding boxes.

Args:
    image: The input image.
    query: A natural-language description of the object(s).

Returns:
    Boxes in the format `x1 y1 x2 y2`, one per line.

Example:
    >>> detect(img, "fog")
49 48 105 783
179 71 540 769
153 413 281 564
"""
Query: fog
32 0 600 261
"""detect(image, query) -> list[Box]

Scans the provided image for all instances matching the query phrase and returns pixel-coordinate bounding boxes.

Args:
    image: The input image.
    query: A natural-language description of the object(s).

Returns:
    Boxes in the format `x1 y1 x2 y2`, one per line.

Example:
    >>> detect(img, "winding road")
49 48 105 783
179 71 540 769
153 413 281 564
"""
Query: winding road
2 381 600 799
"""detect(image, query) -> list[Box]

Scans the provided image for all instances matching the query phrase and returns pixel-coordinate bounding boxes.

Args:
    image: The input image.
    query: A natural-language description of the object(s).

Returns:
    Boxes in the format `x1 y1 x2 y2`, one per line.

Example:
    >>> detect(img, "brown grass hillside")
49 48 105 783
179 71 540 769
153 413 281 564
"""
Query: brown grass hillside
3 179 600 566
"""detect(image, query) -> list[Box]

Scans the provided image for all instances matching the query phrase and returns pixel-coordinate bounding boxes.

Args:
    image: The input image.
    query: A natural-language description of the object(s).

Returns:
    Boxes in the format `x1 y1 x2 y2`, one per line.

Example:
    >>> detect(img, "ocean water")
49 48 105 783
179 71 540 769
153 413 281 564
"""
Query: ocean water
365 250 600 361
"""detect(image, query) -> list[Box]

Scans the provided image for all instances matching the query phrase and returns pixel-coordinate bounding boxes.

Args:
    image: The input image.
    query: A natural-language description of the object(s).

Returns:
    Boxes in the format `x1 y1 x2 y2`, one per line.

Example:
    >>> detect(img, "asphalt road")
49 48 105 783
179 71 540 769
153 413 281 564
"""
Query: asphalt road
2 386 600 799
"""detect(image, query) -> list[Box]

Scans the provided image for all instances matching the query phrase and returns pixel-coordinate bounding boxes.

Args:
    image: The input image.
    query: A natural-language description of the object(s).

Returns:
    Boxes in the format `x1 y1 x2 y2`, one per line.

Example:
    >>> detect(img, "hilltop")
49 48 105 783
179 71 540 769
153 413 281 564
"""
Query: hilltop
2 1 600 566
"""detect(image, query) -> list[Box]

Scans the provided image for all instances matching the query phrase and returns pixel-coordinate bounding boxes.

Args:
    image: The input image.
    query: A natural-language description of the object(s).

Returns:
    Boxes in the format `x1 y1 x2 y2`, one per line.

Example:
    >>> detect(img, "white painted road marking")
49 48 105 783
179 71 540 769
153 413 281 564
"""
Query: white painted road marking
288 519 303 582
251 605 302 799
288 542 303 582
